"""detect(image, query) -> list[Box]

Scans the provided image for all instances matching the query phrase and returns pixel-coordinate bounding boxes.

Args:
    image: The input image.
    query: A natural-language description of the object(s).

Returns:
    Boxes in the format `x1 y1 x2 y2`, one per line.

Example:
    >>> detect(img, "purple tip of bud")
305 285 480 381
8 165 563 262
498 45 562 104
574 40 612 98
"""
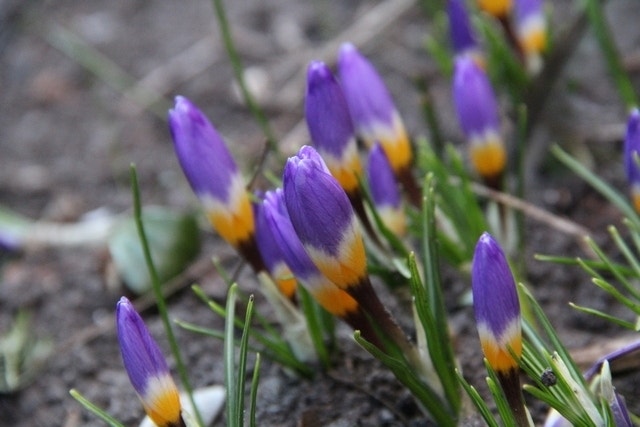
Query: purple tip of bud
452 56 500 139
448 0 479 56
0 232 22 252
305 61 356 159
367 144 401 209
260 189 320 281
624 109 640 185
116 297 171 396
471 232 520 338
168 96 238 203
337 43 396 130
514 0 542 21
611 392 633 427
283 146 354 256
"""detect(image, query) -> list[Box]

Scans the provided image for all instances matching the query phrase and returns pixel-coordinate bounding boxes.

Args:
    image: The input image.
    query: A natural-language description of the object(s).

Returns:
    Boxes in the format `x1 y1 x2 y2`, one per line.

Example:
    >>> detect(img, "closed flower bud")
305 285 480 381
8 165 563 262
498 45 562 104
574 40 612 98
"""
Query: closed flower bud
472 232 521 372
283 146 367 290
514 0 546 56
624 109 640 213
453 57 506 185
367 144 406 236
116 297 184 427
337 43 412 175
169 96 254 250
448 0 484 64
305 61 362 194
260 189 361 319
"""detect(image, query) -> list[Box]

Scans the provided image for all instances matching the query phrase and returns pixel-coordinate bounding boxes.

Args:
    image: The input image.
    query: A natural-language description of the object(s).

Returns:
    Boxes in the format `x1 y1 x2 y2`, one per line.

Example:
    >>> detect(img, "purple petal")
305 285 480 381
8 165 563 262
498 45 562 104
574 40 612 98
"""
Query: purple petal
116 296 171 396
367 144 401 208
260 189 321 281
471 232 520 338
624 109 640 185
305 61 357 159
338 43 396 132
448 0 479 56
452 56 500 139
283 146 354 256
515 0 542 23
169 96 238 203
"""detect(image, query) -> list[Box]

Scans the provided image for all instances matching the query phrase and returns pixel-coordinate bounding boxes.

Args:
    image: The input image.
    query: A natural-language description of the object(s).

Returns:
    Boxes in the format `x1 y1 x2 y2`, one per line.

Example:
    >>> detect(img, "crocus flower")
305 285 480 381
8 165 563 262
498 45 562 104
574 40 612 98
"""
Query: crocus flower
472 232 527 425
367 144 406 236
477 0 512 18
338 44 421 205
452 56 505 187
253 196 297 299
305 61 362 194
448 0 484 64
116 297 184 427
283 145 366 290
283 146 414 355
259 189 363 319
169 96 264 272
514 0 546 73
624 109 640 213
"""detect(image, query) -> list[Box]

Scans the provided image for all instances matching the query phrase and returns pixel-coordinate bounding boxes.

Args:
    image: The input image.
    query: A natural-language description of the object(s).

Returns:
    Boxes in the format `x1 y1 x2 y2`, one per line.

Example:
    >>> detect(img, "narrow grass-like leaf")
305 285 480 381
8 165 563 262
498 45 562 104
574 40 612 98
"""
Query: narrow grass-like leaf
551 145 640 226
130 165 203 427
298 286 330 367
608 225 640 299
455 370 500 427
69 389 125 427
224 283 240 427
585 235 640 300
420 174 461 412
354 332 455 427
592 278 640 314
584 0 638 108
568 303 638 330
484 371 519 427
249 353 261 427
234 294 255 426
209 0 278 153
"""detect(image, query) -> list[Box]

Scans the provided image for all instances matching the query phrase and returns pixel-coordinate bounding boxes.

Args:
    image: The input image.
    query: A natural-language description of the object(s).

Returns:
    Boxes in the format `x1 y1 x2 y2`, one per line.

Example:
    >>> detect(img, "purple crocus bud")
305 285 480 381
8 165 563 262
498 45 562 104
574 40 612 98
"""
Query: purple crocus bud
453 56 505 185
367 144 406 236
448 0 483 63
305 61 362 194
337 43 412 176
260 189 359 317
472 232 527 425
254 196 297 299
116 297 183 427
283 146 367 291
477 0 512 18
169 96 265 272
514 0 546 56
169 96 254 250
624 109 640 213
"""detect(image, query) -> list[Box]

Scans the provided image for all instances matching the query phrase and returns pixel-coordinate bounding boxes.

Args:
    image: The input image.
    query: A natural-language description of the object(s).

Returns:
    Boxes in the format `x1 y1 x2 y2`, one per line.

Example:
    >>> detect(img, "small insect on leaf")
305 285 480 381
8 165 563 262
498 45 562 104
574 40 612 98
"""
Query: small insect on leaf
540 368 557 387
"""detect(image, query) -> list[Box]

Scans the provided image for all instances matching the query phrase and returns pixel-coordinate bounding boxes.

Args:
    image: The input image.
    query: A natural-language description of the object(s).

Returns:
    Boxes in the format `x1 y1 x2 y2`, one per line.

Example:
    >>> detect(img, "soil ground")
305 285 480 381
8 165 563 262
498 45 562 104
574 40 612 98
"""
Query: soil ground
1 1 640 426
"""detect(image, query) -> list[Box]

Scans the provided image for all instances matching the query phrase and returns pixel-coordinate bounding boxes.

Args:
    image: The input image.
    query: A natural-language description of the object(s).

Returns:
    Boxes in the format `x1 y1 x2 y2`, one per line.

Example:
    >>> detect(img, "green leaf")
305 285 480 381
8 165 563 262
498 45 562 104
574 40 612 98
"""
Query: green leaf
108 207 200 294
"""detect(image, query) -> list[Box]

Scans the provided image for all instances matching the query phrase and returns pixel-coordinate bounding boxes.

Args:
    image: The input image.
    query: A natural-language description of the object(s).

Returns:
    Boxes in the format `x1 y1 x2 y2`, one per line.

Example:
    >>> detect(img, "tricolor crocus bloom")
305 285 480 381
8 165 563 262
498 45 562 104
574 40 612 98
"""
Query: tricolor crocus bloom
253 196 297 299
453 56 505 187
448 0 484 65
169 96 263 271
338 44 413 177
305 61 362 194
367 144 406 236
116 297 184 427
283 146 413 354
283 146 367 291
260 189 360 319
472 232 527 426
477 0 512 18
515 0 546 73
624 109 640 213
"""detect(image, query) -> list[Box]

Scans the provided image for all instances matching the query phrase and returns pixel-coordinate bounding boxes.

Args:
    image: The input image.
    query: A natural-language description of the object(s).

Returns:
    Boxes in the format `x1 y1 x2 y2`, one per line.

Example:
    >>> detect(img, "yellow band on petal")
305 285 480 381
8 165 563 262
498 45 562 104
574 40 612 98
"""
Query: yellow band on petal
478 0 512 17
469 137 506 179
312 286 359 317
141 375 182 427
307 226 367 290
